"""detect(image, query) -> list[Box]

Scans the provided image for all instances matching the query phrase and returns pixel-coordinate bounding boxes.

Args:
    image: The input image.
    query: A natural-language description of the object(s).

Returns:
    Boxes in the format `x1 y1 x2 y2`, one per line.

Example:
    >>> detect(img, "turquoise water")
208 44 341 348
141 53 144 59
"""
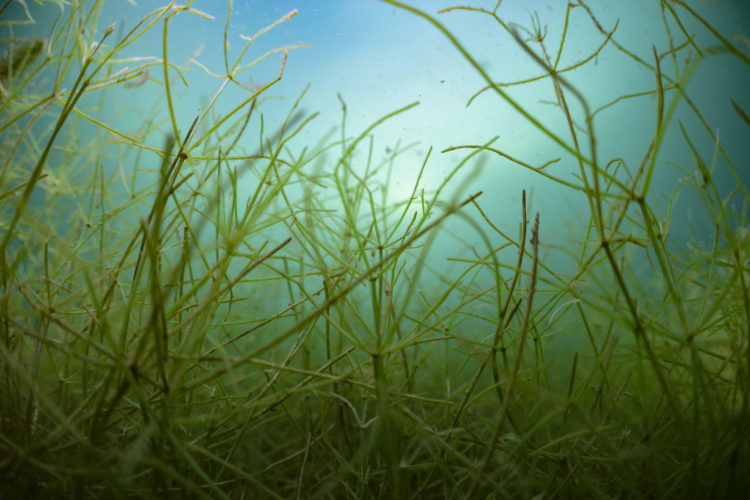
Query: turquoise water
8 0 748 246
3 1 748 326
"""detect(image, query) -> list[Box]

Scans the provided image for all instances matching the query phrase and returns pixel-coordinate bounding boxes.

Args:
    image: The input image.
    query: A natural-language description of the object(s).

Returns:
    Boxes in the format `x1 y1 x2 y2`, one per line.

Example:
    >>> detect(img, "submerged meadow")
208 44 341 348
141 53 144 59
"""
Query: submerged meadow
1 0 749 497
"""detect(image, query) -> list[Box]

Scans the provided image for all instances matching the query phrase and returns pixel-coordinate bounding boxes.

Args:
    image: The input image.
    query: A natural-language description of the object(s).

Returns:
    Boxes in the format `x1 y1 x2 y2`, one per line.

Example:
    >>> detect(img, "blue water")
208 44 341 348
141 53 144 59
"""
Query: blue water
4 0 749 270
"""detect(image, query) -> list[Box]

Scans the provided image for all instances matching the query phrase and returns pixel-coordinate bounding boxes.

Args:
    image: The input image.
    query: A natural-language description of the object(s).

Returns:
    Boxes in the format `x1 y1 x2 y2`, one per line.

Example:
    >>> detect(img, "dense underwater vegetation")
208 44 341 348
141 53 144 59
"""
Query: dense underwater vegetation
1 0 749 497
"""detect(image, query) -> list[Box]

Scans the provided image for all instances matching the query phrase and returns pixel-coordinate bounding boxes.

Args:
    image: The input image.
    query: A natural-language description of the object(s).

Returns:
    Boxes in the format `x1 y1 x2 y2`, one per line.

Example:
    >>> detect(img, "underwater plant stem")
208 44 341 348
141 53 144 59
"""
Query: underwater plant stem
0 24 113 258
601 230 682 422
372 351 400 495
190 48 289 152
442 144 588 194
162 5 182 147
470 212 540 497
491 191 527 407
671 0 750 67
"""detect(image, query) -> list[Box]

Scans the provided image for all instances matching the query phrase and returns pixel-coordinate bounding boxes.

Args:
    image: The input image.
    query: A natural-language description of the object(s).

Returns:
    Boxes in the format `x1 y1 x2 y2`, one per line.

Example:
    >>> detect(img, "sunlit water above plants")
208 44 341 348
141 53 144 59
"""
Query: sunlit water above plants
11 0 750 260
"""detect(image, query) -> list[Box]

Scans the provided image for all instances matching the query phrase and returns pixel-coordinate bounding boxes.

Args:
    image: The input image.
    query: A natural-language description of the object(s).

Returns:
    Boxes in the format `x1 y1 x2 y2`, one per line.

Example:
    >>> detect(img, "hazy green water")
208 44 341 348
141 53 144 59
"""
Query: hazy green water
10 0 748 251
3 1 748 352
5 0 749 344
4 1 750 227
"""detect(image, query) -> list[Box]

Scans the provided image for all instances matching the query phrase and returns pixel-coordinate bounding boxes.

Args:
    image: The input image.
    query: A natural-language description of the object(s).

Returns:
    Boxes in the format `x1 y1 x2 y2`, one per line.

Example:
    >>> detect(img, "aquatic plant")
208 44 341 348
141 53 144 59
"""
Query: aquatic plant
0 36 44 99
0 0 748 498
